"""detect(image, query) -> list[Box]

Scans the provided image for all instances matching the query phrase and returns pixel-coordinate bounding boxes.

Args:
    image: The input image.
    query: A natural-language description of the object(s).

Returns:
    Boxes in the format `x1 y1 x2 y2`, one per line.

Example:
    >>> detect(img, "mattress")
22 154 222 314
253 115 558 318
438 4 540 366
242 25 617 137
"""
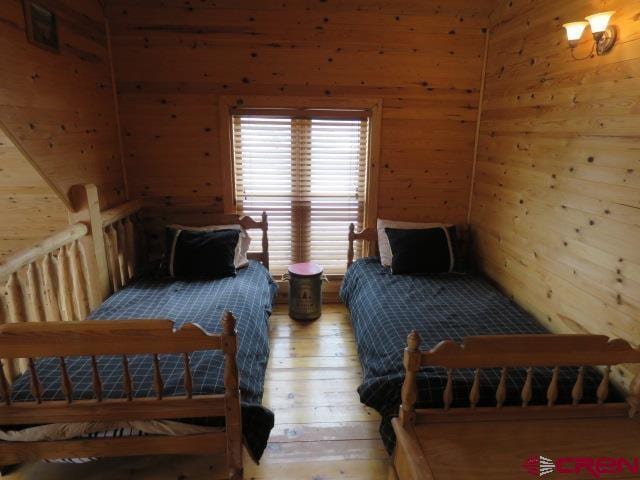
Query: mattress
340 257 614 453
5 260 277 461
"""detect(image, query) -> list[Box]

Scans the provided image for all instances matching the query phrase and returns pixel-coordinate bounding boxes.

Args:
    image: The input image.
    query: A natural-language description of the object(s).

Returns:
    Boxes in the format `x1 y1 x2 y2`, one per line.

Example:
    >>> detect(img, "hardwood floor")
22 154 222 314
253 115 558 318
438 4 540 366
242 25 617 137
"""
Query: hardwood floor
8 304 389 479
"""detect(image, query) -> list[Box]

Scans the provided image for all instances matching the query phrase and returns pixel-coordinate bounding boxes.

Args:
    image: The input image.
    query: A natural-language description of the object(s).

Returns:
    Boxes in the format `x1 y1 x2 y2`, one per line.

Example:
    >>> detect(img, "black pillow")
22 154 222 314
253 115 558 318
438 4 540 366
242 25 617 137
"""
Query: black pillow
385 227 453 275
168 228 239 279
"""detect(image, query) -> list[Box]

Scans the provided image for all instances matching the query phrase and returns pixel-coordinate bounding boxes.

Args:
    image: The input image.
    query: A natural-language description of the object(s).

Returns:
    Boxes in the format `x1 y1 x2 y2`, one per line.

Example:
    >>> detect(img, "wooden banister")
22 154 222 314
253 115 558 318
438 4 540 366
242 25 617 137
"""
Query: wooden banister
0 225 87 280
101 199 144 228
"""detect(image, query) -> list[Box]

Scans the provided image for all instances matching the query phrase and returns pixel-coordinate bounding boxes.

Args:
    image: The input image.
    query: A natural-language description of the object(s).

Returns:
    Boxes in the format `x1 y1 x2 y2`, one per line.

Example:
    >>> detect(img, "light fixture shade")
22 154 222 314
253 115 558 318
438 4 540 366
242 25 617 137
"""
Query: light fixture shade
585 11 615 33
563 21 589 42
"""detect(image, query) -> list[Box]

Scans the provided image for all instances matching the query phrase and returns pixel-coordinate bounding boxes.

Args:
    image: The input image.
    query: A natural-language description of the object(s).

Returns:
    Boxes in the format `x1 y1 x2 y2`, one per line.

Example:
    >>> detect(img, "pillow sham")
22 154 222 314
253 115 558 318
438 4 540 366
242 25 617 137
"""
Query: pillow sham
168 228 239 279
168 224 250 268
377 219 442 267
385 226 454 275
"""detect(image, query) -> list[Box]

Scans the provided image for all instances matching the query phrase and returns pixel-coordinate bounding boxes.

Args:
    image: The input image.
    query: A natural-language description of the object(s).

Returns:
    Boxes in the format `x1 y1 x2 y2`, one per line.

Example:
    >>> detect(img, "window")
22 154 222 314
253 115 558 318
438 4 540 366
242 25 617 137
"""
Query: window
230 110 372 275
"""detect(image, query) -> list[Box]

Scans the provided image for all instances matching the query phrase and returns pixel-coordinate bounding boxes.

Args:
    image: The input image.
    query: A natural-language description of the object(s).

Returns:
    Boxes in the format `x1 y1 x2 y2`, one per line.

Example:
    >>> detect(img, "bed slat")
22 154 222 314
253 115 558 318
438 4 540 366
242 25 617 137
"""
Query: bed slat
59 357 73 403
91 355 103 402
153 354 164 400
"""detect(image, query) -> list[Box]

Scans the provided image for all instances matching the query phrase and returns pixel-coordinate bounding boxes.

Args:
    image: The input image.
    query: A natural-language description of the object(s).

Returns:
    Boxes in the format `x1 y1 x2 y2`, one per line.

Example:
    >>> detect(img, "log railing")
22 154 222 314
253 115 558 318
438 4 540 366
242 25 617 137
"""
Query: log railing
0 224 99 382
0 311 243 477
101 200 145 293
398 333 640 429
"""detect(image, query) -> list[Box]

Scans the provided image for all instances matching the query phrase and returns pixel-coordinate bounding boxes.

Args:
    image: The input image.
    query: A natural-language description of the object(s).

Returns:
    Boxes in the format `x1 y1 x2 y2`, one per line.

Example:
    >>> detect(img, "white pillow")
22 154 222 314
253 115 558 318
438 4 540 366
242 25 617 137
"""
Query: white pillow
168 224 251 268
376 219 444 267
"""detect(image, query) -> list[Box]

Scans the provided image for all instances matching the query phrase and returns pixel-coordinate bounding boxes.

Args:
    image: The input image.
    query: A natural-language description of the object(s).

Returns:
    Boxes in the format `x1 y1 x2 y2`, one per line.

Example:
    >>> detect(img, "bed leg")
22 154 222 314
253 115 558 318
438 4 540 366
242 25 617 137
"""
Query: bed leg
222 311 243 480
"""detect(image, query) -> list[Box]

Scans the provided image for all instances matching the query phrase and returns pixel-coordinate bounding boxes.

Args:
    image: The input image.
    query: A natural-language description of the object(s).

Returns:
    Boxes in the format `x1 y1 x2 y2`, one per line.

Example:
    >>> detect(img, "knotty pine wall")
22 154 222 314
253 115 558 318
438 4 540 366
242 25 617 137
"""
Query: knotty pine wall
470 0 640 387
0 0 126 211
0 129 68 262
106 0 493 223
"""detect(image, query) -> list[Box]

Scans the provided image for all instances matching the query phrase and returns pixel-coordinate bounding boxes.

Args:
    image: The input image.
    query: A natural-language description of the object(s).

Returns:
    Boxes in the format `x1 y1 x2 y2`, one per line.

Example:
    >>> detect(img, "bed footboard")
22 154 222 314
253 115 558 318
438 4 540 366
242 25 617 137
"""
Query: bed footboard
391 333 640 480
0 311 243 480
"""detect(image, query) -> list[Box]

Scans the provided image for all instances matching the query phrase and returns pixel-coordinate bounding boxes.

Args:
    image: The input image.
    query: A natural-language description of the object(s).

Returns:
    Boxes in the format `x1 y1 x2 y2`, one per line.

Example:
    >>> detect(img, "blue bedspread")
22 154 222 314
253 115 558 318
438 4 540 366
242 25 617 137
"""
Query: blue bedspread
340 257 611 453
9 261 277 460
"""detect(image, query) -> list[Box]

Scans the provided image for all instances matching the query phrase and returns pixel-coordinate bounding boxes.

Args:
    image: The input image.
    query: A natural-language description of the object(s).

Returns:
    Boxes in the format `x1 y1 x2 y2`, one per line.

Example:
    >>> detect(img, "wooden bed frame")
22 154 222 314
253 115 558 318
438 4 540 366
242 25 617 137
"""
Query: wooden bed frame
346 224 640 480
390 333 640 480
0 184 270 479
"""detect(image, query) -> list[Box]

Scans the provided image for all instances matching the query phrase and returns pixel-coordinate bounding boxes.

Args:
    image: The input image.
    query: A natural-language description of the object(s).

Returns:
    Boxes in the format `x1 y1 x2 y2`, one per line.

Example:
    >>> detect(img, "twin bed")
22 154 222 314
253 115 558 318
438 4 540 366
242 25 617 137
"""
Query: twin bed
342 224 640 480
0 186 275 479
1 188 639 480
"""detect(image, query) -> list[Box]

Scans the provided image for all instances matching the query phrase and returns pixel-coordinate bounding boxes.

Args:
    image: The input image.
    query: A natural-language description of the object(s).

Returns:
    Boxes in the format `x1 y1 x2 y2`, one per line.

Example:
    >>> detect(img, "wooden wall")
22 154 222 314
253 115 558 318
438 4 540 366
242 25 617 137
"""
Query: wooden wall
0 129 68 262
0 0 126 210
106 0 493 223
471 0 640 387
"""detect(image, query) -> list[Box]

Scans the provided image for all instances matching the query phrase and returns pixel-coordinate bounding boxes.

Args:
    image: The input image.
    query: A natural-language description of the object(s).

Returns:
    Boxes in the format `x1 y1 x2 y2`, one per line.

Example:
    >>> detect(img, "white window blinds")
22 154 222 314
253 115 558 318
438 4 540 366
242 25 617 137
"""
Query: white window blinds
232 113 370 275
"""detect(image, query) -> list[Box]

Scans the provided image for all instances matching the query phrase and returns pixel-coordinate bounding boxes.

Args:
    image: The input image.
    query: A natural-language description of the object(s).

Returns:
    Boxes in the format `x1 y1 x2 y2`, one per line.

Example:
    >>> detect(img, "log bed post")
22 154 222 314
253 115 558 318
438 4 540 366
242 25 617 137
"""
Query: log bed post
68 184 110 305
222 311 243 480
399 330 421 428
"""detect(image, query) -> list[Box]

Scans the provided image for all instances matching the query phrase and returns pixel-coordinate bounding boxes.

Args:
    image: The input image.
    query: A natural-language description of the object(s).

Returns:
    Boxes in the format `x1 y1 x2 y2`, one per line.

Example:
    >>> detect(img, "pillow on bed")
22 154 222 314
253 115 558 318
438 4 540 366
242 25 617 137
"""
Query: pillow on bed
167 228 239 279
385 226 454 275
168 224 250 268
377 219 442 267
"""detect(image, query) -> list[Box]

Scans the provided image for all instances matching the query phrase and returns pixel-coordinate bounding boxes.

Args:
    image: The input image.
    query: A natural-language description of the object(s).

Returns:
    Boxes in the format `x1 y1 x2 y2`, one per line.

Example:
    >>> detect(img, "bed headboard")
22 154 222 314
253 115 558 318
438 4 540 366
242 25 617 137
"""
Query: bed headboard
97 201 271 294
347 223 377 268
347 222 472 269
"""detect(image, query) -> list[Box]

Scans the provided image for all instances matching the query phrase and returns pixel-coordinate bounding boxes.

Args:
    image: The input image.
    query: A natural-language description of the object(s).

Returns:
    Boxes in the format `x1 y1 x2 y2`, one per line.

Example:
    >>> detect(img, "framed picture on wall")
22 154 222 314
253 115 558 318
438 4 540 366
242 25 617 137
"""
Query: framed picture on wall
22 0 59 53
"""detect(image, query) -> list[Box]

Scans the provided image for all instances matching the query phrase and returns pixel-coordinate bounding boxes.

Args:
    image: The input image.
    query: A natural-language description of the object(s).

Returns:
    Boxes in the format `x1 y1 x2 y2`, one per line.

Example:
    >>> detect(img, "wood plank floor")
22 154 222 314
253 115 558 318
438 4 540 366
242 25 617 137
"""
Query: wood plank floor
8 304 390 479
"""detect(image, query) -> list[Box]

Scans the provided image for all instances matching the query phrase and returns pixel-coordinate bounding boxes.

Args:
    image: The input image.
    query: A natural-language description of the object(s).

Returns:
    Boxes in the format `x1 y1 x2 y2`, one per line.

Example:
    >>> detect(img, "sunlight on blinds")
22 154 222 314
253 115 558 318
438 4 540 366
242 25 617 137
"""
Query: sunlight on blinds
232 114 369 275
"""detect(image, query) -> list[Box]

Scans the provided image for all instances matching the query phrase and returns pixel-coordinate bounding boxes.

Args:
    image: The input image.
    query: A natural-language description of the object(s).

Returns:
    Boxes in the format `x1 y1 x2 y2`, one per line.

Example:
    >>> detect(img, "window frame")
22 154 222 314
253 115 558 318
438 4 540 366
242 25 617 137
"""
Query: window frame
219 96 382 268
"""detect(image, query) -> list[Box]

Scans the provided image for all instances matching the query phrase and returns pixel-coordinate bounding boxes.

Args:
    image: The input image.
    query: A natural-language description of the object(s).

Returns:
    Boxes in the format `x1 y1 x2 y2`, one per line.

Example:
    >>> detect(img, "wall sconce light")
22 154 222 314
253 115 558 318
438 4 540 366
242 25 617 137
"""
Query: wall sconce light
563 11 617 56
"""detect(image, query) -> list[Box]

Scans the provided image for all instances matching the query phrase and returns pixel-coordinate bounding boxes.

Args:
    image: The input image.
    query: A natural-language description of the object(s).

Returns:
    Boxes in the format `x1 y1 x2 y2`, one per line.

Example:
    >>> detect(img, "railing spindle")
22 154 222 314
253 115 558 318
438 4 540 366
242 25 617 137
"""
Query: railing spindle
6 272 26 375
443 368 454 410
42 253 61 322
183 353 193 399
68 240 89 320
134 213 149 266
496 367 508 408
521 367 533 407
547 366 559 407
124 217 137 281
153 354 164 400
597 366 610 405
115 220 128 286
28 358 42 403
56 247 74 322
26 263 44 323
104 225 121 292
122 355 133 401
572 366 585 406
59 357 73 403
91 356 103 402
469 368 481 408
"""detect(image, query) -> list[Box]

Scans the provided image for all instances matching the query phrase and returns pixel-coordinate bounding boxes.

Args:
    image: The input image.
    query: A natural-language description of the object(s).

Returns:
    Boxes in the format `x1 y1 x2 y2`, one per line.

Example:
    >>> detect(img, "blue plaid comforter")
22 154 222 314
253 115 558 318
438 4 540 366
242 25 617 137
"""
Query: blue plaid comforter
9 261 277 461
340 258 612 453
